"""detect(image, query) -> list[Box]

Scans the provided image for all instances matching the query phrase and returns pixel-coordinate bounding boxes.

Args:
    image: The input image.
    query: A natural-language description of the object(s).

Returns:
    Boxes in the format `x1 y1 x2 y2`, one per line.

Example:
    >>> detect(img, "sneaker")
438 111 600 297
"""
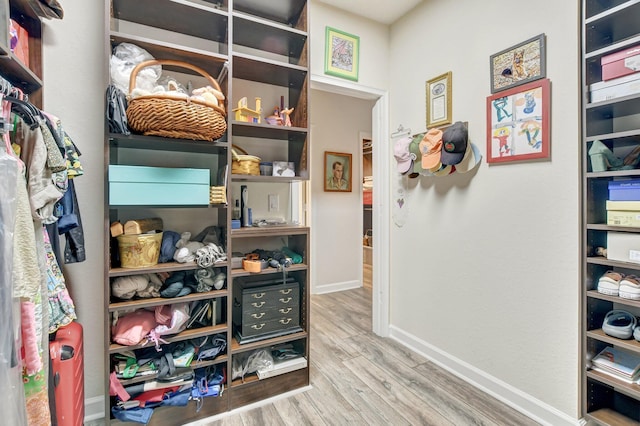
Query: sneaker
597 271 624 296
620 275 640 300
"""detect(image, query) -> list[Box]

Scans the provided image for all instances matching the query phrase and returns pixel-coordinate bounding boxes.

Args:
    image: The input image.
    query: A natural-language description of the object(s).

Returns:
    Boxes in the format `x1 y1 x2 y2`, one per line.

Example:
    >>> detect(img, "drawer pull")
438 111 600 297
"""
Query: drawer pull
251 313 265 319
279 297 292 303
279 308 292 314
279 318 292 325
252 292 265 299
251 302 265 308
280 289 292 295
251 323 265 330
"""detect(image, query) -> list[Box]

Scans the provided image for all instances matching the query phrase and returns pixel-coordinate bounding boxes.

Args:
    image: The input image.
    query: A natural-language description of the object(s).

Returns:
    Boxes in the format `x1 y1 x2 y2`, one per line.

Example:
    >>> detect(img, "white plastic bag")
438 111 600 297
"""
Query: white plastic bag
110 42 160 94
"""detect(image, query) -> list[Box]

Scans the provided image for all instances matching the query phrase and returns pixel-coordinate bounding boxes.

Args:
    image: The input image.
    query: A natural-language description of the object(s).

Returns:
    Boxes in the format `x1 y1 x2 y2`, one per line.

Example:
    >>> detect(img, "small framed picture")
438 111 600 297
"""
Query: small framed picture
272 161 295 177
324 151 352 192
426 71 452 128
486 78 550 163
490 33 546 93
324 27 360 81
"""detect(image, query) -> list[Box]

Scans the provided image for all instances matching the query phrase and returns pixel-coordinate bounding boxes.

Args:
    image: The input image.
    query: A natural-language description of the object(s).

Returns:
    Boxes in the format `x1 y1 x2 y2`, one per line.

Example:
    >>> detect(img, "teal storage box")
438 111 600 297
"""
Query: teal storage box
109 165 210 205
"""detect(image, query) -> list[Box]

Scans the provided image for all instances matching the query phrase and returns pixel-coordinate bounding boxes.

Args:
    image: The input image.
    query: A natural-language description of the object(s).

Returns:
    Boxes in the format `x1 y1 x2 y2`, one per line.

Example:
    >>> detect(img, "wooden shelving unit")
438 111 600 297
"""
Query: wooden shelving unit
104 0 310 423
581 1 640 423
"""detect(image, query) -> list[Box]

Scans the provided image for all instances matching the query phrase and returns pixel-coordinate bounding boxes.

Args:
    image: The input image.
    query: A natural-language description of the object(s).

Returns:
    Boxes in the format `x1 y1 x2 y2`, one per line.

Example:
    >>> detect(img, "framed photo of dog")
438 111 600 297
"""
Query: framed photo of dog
490 34 546 94
486 78 550 163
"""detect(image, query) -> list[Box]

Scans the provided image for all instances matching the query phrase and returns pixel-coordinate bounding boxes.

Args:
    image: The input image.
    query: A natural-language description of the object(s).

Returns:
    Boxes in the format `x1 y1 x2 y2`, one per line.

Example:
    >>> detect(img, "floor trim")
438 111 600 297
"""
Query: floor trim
389 325 580 426
313 280 361 294
84 395 105 422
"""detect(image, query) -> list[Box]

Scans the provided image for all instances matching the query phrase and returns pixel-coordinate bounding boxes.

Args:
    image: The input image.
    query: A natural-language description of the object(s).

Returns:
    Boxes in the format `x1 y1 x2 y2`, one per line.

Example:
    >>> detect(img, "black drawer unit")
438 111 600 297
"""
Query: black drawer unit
233 277 302 344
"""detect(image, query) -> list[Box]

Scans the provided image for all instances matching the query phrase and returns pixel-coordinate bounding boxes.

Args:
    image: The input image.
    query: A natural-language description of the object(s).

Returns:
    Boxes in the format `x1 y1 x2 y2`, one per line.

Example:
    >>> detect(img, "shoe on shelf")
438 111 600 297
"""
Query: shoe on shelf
597 270 624 296
588 140 633 172
624 145 640 167
620 275 640 300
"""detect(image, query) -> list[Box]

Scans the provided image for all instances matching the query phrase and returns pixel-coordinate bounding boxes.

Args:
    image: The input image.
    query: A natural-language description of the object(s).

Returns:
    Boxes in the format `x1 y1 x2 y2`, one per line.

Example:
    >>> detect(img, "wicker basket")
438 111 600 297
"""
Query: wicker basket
232 145 261 175
126 59 227 141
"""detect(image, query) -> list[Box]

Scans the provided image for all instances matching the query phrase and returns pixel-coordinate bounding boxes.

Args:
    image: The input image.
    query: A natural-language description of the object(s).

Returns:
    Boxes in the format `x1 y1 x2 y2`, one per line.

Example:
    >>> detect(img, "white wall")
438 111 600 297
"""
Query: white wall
310 90 374 293
38 0 581 422
387 0 580 422
309 1 389 91
42 0 106 416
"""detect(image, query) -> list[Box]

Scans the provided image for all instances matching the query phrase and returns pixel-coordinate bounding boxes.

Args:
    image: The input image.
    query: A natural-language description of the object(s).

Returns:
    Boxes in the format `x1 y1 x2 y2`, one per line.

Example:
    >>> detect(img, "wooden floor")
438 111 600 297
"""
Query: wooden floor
206 287 539 426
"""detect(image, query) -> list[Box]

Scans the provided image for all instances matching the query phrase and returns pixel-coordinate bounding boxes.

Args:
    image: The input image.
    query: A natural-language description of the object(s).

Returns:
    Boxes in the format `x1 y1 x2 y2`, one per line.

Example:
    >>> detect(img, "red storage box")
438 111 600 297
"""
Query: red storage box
363 190 372 205
602 45 640 81
50 321 84 426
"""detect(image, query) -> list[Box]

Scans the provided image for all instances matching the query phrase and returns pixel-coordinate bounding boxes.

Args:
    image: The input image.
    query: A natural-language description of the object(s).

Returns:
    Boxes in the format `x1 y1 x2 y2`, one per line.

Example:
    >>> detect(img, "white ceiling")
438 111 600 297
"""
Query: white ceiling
315 0 423 24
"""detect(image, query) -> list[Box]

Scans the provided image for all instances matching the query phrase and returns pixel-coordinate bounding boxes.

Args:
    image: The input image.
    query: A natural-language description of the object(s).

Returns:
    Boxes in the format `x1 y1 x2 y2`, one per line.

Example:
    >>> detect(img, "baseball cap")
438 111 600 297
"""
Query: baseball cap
419 128 443 170
408 133 424 175
441 122 468 166
456 141 482 173
393 136 413 174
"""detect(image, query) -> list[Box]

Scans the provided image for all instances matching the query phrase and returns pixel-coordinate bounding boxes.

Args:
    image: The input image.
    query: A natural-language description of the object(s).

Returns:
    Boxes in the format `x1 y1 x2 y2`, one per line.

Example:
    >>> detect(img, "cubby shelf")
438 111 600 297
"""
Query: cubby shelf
104 0 310 422
581 0 640 422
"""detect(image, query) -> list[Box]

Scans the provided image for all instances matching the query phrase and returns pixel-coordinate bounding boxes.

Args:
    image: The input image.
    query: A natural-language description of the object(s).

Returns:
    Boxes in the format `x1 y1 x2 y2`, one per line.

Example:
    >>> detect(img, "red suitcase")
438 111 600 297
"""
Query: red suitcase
50 321 85 426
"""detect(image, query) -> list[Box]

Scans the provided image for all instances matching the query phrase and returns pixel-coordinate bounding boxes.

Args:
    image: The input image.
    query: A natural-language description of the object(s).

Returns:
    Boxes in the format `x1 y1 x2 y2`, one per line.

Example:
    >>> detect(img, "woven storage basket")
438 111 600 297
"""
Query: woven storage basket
126 59 227 141
232 145 261 175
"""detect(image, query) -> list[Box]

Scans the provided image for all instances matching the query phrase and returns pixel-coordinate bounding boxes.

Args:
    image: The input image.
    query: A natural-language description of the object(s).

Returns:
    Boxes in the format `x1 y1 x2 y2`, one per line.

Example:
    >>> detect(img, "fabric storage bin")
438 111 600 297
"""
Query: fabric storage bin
602 45 640 81
608 179 640 201
109 165 210 205
608 232 640 263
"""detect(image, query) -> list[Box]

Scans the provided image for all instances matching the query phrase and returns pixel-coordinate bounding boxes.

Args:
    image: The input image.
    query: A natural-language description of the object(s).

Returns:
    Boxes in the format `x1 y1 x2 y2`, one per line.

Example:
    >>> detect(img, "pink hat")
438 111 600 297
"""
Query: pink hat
419 128 443 170
393 136 413 174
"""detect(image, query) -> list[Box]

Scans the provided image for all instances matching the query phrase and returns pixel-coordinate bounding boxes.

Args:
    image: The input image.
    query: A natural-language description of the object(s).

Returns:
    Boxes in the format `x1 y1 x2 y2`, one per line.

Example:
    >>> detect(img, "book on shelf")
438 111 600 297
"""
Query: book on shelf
592 346 640 378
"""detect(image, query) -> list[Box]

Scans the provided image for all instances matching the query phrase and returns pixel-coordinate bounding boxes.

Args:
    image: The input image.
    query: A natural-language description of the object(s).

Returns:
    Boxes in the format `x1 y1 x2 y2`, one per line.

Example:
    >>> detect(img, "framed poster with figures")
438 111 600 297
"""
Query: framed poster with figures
486 78 550 163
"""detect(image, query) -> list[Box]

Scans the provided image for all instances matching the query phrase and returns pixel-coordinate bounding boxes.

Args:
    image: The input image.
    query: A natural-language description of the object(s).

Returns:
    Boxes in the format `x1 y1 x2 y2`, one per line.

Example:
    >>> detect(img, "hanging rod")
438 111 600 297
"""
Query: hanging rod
391 124 411 138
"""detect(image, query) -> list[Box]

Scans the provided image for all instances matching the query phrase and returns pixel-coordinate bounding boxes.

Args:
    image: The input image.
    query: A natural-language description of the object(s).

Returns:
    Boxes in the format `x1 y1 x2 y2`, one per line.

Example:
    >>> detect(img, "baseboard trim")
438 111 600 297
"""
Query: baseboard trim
313 280 361 294
389 325 580 426
84 395 105 422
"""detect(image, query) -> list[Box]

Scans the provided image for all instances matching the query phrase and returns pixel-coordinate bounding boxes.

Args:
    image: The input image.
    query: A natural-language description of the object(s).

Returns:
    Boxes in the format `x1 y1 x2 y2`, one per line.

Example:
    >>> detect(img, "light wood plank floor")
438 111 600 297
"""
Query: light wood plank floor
206 287 540 426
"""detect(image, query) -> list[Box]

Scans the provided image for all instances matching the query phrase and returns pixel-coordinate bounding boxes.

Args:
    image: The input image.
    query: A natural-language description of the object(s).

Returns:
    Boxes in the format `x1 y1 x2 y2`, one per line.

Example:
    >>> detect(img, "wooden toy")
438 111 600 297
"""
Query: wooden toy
232 97 262 123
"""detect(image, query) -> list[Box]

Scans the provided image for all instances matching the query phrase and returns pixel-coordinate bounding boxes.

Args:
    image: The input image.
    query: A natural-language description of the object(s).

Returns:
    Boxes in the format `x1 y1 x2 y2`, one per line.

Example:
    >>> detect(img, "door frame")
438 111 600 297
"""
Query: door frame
310 74 390 337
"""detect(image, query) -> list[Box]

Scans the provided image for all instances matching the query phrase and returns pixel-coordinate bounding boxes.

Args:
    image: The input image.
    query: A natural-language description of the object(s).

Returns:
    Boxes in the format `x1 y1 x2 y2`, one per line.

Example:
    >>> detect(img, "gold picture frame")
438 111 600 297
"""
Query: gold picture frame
426 71 452 128
324 151 352 192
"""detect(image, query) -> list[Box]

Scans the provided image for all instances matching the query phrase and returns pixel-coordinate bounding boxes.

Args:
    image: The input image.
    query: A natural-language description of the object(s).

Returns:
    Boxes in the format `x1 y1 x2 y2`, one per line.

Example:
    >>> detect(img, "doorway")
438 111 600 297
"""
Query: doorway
361 132 373 290
309 74 390 337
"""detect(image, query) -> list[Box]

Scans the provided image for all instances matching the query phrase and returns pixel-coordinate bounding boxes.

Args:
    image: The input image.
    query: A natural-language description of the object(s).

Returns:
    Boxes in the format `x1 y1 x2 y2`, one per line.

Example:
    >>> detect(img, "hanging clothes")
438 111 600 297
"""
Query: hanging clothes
0 123 28 426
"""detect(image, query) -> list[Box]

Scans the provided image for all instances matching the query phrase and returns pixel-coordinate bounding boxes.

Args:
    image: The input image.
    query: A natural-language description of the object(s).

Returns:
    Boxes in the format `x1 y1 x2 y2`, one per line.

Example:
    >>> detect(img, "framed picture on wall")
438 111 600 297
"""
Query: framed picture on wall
486 78 550 163
324 27 360 81
324 151 352 192
426 71 452 128
490 33 546 93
